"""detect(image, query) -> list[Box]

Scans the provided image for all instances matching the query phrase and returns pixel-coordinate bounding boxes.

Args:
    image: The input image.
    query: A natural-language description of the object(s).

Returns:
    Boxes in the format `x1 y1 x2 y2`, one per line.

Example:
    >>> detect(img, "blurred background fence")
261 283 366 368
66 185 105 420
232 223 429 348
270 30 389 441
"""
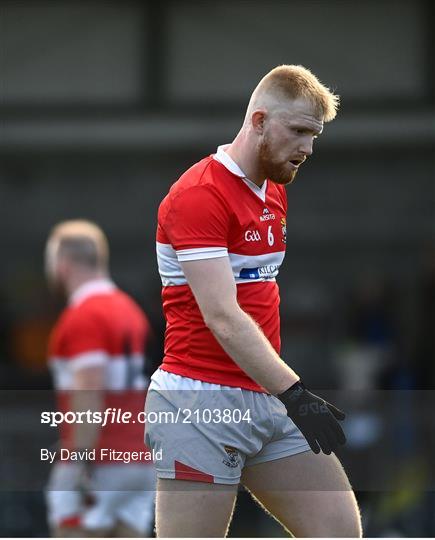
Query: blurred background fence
1 0 434 536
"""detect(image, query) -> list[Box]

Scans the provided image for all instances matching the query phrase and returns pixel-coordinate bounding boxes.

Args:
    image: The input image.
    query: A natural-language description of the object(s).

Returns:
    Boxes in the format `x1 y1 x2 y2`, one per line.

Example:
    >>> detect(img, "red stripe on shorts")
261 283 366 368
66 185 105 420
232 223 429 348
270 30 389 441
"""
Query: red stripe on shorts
59 515 81 528
174 460 214 483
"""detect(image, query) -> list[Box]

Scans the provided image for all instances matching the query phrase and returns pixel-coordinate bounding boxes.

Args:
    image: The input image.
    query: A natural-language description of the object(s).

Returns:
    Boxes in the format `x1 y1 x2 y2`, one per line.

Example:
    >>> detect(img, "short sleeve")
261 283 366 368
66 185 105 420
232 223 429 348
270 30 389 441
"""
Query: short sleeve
164 186 230 252
60 311 109 370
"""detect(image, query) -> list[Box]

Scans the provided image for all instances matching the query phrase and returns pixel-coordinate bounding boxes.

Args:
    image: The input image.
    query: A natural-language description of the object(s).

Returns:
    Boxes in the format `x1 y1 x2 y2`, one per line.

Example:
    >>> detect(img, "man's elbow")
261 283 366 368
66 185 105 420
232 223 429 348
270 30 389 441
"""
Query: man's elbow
202 304 239 335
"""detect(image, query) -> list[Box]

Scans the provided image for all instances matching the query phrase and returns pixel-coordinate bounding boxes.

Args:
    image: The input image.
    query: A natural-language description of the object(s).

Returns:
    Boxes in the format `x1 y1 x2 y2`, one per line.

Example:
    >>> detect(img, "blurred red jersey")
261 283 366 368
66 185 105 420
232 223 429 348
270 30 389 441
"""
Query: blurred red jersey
48 279 151 461
156 145 287 391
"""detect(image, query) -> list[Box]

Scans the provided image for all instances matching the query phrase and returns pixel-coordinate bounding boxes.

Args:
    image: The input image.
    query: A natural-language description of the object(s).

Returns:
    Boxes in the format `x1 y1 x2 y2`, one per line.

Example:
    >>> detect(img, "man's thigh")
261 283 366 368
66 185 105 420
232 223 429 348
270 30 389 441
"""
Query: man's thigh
112 520 143 538
241 451 362 538
51 525 86 538
155 478 238 538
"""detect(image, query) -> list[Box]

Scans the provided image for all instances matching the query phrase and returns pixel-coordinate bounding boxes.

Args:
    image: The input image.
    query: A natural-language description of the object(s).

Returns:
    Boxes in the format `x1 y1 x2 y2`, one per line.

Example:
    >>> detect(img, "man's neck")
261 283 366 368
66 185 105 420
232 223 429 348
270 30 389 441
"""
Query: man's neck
66 271 108 299
225 130 265 187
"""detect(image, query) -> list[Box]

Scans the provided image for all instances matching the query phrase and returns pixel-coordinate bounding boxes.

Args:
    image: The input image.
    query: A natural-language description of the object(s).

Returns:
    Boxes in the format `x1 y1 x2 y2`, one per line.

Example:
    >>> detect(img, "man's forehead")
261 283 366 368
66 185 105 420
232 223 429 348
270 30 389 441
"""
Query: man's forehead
276 98 324 132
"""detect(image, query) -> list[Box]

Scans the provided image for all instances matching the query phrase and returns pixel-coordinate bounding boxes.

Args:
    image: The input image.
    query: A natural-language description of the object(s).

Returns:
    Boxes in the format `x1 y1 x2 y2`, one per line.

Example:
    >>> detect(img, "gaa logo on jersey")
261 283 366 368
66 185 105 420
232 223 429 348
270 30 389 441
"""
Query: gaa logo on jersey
259 208 276 221
281 217 287 244
223 446 239 468
244 230 261 242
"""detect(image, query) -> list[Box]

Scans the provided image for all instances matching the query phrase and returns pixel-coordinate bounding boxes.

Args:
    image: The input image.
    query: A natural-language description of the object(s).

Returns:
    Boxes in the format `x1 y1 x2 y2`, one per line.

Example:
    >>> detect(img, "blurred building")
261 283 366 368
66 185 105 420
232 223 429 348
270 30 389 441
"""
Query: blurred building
1 0 434 299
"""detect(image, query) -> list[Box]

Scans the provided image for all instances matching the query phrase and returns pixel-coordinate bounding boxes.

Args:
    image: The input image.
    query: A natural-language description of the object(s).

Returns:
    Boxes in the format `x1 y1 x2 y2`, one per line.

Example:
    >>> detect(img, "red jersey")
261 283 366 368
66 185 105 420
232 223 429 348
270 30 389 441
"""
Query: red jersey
156 145 287 391
48 279 150 461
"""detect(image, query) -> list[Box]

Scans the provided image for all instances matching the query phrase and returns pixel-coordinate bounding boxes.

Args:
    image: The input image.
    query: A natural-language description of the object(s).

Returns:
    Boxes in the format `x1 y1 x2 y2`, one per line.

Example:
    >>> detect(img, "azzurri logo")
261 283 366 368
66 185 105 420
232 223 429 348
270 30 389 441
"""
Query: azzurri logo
260 207 276 221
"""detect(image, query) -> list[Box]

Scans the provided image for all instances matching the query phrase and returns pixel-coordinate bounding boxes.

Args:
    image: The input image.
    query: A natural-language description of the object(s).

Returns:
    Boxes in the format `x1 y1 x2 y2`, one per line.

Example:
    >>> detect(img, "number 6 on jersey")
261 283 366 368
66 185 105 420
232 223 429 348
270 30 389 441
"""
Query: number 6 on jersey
268 225 274 246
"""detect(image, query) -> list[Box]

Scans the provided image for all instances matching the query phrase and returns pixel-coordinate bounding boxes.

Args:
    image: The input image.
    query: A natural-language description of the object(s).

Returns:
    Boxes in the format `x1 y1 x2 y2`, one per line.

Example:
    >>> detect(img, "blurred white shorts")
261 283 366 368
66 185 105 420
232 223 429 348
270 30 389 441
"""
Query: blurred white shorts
46 463 155 533
144 369 310 484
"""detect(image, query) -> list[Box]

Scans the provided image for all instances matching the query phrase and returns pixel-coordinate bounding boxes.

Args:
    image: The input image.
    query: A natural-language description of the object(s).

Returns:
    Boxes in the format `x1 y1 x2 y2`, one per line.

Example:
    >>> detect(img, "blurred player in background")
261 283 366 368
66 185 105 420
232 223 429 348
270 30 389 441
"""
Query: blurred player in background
45 220 155 537
146 65 362 537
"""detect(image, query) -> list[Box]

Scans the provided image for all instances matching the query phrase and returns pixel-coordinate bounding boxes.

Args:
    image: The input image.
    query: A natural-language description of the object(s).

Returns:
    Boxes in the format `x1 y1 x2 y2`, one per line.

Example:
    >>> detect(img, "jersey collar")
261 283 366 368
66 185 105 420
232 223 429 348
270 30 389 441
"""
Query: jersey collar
69 278 116 306
213 144 267 203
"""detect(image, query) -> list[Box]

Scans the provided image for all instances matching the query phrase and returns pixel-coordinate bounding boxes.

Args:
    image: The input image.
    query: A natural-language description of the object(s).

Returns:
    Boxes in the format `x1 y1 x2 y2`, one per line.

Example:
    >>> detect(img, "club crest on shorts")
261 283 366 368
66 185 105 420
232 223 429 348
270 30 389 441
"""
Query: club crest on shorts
223 446 239 468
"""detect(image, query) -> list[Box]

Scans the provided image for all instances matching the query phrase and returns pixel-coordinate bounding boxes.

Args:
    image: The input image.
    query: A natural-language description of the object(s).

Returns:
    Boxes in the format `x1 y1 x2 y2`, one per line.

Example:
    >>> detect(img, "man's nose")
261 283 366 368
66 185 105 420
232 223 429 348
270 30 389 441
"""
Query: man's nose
299 137 314 156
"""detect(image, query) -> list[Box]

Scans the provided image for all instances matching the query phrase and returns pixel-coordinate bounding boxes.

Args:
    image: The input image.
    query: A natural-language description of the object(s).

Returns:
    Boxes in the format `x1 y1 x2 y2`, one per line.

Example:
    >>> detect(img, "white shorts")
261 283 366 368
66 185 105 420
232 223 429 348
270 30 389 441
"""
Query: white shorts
144 369 310 484
46 463 155 533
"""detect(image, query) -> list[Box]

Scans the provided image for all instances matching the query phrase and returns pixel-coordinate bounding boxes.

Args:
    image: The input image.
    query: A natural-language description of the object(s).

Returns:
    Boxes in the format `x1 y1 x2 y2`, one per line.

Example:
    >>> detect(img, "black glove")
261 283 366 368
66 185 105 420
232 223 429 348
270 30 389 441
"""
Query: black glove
277 381 346 455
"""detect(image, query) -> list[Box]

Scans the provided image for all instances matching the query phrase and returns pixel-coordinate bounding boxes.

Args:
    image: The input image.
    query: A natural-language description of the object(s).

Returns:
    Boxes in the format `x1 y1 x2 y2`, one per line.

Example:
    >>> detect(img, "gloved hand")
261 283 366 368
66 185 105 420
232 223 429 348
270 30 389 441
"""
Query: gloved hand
277 381 346 455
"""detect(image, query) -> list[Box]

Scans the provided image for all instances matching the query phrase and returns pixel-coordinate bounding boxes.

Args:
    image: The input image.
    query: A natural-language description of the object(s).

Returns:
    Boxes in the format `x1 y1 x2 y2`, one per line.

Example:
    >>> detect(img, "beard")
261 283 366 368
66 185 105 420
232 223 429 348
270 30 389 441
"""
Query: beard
258 136 298 185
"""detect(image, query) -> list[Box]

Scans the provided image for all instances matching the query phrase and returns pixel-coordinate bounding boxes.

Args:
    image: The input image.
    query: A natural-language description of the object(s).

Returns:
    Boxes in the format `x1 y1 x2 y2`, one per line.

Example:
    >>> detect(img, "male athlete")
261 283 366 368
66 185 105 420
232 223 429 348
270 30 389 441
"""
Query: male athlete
146 65 362 537
45 220 155 537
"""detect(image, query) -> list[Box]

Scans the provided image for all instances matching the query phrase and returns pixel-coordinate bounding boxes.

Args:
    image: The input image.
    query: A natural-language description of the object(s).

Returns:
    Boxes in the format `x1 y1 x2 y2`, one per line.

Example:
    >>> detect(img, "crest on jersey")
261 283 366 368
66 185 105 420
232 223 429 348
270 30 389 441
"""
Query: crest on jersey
223 446 239 468
281 217 287 244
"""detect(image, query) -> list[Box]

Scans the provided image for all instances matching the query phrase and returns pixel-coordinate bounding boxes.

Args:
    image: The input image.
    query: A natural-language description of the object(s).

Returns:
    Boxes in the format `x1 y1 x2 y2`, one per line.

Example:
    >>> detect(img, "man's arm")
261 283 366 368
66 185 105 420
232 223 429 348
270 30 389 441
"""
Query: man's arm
180 256 299 394
181 255 346 454
70 364 105 449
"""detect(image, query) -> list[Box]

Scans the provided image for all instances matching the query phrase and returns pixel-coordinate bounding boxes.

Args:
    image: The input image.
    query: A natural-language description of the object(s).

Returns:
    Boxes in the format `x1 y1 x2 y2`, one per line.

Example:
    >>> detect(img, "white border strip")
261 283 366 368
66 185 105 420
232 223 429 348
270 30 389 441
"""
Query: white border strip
176 246 228 262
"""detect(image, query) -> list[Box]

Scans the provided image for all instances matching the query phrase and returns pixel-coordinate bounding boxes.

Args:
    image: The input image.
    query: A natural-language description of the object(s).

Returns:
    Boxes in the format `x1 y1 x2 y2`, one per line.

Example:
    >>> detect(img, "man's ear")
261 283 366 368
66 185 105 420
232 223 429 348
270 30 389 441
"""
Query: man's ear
56 255 70 282
251 110 266 134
